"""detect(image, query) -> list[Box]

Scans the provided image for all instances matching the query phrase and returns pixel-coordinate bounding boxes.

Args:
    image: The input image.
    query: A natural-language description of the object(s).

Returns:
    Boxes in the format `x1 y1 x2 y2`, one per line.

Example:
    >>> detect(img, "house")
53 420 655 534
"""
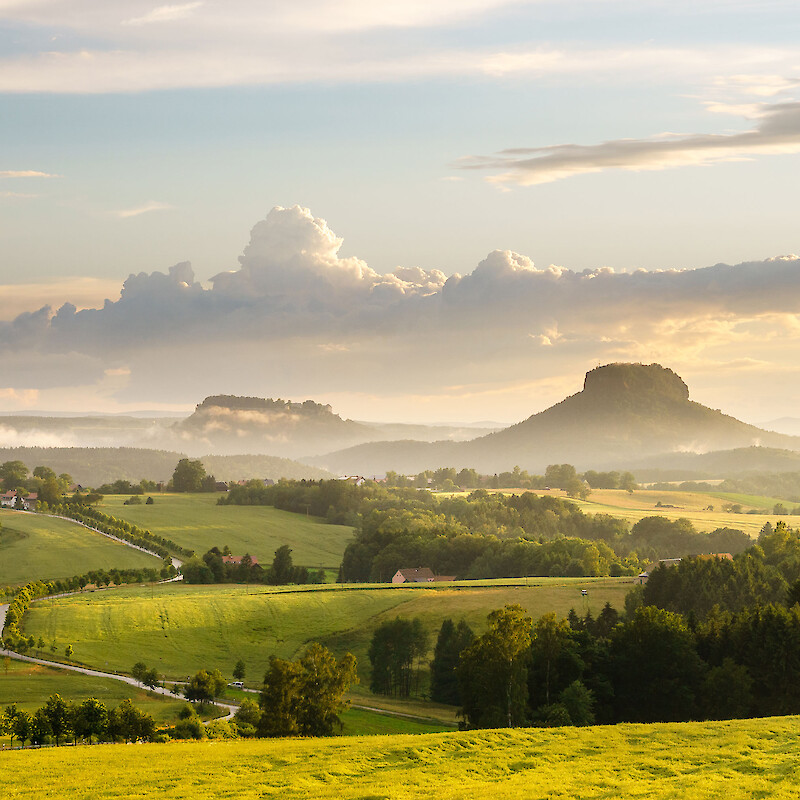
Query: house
339 475 367 486
391 568 455 584
222 555 259 566
0 490 38 509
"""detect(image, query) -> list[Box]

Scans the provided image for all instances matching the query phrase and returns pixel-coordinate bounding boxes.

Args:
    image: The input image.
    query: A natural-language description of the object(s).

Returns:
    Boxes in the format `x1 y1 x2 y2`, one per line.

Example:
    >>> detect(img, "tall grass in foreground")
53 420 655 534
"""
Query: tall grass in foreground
4 716 800 799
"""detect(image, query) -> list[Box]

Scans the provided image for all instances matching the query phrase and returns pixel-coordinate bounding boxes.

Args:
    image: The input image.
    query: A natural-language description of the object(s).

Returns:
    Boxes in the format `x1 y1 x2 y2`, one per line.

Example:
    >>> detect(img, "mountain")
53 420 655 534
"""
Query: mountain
309 363 800 475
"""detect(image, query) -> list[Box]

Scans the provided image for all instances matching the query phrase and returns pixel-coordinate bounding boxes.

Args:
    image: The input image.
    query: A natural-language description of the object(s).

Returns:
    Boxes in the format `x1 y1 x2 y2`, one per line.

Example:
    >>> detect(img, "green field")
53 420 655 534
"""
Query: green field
21 578 632 685
0 657 194 746
98 493 354 568
4 716 800 799
0 509 162 587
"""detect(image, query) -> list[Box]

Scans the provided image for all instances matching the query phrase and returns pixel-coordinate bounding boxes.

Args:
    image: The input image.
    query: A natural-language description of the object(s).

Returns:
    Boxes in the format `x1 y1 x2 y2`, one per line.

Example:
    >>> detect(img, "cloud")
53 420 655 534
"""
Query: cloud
123 2 204 26
0 277 123 321
0 170 60 178
2 204 800 423
456 101 800 186
0 0 797 93
113 201 174 218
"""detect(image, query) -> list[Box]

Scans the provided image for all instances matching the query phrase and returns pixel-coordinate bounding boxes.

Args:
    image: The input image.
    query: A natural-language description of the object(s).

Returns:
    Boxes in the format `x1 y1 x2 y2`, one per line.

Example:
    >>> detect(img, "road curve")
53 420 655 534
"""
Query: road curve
0 646 237 722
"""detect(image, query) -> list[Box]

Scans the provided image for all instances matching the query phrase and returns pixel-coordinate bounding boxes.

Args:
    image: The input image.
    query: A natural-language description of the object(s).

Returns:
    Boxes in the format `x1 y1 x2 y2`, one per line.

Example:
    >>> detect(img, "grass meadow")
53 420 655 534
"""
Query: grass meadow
3 716 800 799
99 493 354 568
0 509 162 587
20 578 632 685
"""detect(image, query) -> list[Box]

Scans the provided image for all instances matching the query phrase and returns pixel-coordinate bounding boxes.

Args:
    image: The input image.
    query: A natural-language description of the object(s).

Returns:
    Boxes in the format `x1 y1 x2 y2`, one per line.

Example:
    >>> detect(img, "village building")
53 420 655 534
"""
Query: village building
391 567 456 584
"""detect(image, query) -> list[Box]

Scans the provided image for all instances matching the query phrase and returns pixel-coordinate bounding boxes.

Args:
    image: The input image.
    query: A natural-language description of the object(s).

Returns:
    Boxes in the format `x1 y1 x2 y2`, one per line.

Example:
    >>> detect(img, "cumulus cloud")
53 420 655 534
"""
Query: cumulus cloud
457 101 800 186
1 204 800 423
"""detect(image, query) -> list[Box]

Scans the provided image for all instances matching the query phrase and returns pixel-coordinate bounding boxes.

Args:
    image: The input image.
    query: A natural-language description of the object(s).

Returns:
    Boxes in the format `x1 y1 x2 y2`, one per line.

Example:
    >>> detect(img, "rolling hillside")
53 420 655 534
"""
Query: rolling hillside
310 363 800 474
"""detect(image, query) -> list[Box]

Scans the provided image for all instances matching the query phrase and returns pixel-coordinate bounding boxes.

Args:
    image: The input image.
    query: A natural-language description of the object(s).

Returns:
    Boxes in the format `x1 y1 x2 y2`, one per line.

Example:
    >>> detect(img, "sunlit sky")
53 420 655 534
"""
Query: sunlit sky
1 1 799 425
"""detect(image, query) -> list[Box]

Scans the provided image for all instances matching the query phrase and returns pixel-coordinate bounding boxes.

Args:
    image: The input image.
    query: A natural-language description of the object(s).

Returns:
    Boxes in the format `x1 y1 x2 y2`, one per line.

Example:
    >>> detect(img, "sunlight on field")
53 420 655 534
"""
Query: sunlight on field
21 579 632 686
4 717 800 799
0 509 162 586
100 493 354 567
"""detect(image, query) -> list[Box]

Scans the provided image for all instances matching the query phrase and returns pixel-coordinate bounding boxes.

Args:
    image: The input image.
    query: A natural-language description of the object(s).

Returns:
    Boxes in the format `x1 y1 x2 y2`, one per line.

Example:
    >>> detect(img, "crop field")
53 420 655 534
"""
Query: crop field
99 493 354 568
0 509 162 587
4 716 800 799
21 578 632 684
536 488 784 537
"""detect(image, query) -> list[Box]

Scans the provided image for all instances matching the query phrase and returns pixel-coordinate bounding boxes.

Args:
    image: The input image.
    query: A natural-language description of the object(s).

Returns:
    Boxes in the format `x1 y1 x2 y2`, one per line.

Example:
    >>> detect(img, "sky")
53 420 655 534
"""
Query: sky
1 0 799 425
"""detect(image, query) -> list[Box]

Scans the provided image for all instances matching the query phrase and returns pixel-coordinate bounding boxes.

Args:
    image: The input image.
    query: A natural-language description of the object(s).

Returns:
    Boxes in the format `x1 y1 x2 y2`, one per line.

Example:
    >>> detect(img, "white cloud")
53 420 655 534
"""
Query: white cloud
457 102 800 186
0 170 60 178
113 201 174 218
123 2 204 26
0 0 797 93
0 277 122 321
2 205 800 420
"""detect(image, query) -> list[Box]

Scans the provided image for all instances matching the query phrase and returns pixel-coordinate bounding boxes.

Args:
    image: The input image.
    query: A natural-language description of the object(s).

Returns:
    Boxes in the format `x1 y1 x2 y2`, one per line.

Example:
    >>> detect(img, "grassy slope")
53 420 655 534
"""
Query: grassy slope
98 493 354 568
0 658 191 746
0 510 162 586
21 579 631 685
4 717 800 799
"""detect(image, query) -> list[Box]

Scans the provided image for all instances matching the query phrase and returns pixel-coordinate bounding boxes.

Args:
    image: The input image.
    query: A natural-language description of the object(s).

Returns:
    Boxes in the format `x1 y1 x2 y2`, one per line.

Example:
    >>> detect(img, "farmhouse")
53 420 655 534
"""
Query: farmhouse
222 555 259 566
391 568 456 584
0 490 38 509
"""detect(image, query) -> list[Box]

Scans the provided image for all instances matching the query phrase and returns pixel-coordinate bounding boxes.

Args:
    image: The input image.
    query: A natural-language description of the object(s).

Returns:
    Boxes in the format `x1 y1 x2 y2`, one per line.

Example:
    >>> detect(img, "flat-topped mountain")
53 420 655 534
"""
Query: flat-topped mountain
174 395 371 457
311 363 800 474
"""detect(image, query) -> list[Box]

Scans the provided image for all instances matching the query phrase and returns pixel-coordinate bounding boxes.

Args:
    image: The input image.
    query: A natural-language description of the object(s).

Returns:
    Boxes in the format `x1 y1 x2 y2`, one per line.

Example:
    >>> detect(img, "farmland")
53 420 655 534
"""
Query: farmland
98 493 354 567
0 509 162 587
497 487 786 538
20 578 632 684
4 715 800 799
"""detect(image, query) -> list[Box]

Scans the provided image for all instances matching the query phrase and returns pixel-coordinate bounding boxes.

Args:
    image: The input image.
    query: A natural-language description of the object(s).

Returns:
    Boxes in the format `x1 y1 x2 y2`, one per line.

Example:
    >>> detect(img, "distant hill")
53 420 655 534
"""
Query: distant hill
0 446 332 487
309 363 800 475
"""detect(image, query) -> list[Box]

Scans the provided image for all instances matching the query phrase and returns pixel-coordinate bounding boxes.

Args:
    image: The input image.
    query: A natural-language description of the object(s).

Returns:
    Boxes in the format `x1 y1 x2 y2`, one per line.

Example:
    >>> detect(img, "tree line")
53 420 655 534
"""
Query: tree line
182 544 325 585
395 595 800 729
2 695 158 747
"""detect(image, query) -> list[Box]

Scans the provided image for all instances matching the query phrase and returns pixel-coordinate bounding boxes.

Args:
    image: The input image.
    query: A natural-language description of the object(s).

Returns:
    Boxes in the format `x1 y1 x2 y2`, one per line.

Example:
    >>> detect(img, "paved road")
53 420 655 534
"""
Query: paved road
0 646 237 721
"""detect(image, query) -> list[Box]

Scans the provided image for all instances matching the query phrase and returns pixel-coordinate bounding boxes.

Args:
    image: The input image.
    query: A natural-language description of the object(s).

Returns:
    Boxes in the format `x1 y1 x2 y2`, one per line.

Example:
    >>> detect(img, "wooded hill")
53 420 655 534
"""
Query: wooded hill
310 363 800 475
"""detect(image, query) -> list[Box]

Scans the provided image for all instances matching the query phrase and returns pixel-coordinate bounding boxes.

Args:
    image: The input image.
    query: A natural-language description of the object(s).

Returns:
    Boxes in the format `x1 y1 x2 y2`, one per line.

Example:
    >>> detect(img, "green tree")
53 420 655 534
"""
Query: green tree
458 604 532 728
268 544 295 584
185 668 226 705
430 618 475 705
12 709 33 747
42 693 73 746
74 698 108 743
233 659 246 682
368 617 429 697
0 460 28 491
258 643 357 737
171 458 207 493
610 606 704 722
65 644 74 660
114 699 156 742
